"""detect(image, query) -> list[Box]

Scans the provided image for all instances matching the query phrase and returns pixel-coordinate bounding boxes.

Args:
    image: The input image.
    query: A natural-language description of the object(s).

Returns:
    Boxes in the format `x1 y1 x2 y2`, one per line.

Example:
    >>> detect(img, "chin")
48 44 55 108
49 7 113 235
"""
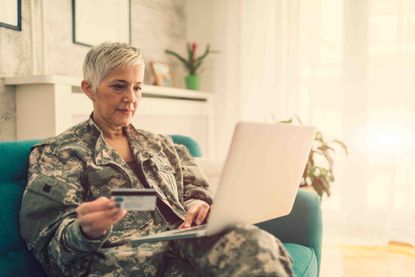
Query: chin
119 120 132 127
114 112 135 127
113 117 132 127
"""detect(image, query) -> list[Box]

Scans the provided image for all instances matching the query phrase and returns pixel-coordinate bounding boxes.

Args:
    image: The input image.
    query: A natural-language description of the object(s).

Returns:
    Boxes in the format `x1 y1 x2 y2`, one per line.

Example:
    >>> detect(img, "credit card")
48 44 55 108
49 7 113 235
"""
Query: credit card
111 188 157 211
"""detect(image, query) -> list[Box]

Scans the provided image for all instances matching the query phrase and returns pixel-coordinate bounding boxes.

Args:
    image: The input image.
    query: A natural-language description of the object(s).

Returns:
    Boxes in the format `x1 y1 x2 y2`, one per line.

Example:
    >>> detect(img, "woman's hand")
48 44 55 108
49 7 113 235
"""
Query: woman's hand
179 201 210 229
76 197 127 240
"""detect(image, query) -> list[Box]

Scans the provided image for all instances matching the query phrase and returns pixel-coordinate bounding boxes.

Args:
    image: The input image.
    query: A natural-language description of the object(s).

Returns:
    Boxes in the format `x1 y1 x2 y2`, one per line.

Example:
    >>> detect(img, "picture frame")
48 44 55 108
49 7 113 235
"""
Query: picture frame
72 0 131 47
150 62 175 87
0 0 21 31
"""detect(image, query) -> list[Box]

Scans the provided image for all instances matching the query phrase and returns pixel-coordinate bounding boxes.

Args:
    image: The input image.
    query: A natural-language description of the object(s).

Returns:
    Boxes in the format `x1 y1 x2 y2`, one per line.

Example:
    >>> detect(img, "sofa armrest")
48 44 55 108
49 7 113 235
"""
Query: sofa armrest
256 189 322 271
195 157 322 271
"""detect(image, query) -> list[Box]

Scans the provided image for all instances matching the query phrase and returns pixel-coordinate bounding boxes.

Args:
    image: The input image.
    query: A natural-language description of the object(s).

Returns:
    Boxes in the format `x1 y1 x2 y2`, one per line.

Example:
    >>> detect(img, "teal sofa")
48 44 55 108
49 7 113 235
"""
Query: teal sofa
0 138 322 277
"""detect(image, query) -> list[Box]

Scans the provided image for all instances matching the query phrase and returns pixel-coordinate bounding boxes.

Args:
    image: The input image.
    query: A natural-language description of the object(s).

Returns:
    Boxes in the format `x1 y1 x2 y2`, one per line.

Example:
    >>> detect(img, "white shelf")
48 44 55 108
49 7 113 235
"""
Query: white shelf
4 75 214 156
4 75 212 100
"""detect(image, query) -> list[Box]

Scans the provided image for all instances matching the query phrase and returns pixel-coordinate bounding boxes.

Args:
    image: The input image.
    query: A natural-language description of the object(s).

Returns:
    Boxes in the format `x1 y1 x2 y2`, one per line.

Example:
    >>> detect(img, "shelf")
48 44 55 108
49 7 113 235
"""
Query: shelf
4 75 212 101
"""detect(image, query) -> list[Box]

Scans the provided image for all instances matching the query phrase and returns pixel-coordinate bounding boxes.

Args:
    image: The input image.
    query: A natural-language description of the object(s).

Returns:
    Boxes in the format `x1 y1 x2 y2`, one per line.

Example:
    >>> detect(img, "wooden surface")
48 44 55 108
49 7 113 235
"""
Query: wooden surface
321 242 415 276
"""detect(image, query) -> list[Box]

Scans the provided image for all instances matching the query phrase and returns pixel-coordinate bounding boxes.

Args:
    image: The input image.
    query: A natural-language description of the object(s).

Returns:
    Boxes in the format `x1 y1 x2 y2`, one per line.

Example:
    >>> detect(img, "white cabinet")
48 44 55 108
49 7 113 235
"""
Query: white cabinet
4 75 214 157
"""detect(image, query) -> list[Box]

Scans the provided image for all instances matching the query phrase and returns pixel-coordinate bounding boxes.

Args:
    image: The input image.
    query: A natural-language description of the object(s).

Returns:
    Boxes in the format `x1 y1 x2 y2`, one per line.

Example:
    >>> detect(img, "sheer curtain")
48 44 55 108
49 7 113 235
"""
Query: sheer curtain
301 0 415 245
215 0 415 245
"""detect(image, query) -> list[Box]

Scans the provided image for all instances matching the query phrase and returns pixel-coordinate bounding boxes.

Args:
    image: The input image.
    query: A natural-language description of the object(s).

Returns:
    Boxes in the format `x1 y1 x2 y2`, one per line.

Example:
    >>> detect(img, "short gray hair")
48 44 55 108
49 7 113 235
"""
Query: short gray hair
83 42 144 90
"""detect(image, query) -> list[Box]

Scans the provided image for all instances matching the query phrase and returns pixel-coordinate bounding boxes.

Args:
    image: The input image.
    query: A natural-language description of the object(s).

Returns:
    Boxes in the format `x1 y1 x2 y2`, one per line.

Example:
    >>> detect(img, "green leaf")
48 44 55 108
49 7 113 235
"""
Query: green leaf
332 139 349 155
166 43 219 75
294 115 303 124
193 60 204 73
323 151 334 169
195 45 211 63
273 115 347 199
279 118 293 124
318 145 335 152
165 50 191 70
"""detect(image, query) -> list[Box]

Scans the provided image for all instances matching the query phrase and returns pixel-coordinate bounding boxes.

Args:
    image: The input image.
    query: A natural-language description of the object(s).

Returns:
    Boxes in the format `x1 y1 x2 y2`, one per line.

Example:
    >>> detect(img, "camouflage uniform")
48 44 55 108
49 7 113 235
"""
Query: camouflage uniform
19 117 293 276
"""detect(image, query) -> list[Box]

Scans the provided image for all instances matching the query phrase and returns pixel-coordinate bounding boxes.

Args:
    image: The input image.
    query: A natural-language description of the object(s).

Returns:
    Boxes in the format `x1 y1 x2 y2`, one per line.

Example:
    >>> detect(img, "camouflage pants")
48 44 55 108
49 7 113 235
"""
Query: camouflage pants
91 208 293 276
164 224 294 277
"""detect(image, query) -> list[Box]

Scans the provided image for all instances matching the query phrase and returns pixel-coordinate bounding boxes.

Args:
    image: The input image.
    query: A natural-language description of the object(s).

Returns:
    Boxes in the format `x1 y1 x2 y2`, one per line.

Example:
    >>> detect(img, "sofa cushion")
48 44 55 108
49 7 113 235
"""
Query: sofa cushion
0 181 25 254
0 140 46 277
284 243 318 277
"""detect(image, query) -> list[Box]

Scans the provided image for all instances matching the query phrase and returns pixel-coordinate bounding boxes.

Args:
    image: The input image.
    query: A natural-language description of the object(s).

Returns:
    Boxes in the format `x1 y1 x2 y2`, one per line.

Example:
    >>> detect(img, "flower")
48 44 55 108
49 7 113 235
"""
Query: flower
165 42 219 75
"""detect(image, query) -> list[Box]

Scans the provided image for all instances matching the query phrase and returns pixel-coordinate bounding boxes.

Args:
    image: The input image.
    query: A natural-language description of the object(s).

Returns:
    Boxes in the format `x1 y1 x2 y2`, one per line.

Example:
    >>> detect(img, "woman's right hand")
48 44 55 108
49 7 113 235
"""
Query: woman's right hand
76 197 127 240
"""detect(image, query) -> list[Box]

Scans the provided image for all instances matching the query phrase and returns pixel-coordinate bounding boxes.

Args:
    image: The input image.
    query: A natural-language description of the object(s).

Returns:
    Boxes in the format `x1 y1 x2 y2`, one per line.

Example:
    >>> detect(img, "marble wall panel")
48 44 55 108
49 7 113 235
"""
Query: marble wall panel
0 0 32 140
132 0 187 87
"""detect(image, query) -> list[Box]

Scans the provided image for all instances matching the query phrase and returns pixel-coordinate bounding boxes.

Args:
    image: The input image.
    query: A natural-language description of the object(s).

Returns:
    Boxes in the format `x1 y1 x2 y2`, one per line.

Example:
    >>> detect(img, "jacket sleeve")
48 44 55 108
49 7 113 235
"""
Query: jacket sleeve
19 144 111 276
172 141 214 209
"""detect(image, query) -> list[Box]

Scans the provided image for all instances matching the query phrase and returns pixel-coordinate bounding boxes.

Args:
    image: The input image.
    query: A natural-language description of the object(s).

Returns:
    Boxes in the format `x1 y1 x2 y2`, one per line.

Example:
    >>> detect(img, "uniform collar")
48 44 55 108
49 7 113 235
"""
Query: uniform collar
124 124 163 162
87 114 163 165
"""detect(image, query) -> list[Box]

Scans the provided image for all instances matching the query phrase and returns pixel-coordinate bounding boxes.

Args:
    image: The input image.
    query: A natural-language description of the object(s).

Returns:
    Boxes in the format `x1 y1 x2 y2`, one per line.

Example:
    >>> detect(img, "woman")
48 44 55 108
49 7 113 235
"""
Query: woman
19 42 293 276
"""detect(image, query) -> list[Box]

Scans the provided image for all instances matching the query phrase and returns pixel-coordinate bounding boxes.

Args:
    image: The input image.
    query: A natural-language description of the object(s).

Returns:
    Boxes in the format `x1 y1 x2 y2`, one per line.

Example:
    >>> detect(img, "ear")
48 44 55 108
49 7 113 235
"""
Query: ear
81 80 95 101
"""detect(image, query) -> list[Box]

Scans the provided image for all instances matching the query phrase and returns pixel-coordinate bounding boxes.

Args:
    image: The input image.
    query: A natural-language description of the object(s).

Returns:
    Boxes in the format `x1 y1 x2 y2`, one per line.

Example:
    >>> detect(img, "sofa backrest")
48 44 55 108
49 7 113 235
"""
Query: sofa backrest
0 136 201 276
169 135 202 157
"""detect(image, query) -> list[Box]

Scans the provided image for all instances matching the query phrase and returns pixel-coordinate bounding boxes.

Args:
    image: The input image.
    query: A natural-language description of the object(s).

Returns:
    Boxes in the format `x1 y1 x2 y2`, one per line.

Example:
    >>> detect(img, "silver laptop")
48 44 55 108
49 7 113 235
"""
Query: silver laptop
130 122 316 244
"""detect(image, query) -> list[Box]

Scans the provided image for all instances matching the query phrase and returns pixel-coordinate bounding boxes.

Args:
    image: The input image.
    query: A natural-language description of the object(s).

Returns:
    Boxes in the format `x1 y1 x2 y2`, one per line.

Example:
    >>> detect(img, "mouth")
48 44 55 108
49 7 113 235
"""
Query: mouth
117 108 134 114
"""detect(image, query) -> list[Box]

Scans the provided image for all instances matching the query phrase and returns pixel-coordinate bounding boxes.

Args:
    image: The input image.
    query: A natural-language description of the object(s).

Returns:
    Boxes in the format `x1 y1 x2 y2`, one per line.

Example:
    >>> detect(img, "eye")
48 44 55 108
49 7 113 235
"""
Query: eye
111 84 126 91
134 86 142 92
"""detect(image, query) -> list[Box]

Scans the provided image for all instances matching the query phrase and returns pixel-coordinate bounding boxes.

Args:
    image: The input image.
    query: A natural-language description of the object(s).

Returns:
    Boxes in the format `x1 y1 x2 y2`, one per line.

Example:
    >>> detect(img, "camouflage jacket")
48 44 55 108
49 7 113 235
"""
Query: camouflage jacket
19 117 213 276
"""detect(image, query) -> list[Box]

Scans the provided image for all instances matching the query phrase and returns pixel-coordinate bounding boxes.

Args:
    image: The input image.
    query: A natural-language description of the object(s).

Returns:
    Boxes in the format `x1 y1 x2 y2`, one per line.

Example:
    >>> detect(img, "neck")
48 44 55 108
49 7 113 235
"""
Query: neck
92 114 125 140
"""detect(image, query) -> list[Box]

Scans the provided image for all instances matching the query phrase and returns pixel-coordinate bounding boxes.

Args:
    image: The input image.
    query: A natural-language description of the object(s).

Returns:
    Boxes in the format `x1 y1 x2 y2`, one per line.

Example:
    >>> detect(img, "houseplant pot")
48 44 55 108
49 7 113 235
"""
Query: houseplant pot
165 43 218 92
185 75 200 90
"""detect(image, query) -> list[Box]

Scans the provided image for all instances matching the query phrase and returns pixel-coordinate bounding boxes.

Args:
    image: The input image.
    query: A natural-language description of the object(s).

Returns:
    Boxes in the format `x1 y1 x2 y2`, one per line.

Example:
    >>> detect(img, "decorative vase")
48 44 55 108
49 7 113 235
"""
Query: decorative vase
185 74 200 91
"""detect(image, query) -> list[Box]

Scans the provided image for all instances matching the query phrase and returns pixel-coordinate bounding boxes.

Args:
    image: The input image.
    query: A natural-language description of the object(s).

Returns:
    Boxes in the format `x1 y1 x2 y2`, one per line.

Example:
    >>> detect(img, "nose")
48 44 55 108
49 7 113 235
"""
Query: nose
123 86 136 103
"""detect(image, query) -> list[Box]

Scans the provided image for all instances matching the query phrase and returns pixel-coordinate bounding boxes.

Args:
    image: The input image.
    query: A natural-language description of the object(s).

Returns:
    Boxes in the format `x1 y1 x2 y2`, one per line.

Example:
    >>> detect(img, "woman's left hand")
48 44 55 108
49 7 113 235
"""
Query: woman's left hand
179 201 210 229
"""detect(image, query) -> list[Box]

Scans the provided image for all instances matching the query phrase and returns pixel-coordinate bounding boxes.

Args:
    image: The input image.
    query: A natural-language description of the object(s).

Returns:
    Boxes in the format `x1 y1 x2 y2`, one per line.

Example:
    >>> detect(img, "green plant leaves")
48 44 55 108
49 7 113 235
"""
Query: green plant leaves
165 43 219 75
280 116 348 199
164 49 191 72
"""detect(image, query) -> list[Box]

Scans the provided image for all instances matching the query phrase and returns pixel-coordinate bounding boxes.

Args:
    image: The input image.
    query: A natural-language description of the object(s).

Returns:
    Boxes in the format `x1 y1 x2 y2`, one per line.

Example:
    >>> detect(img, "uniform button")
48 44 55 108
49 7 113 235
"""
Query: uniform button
7 250 17 260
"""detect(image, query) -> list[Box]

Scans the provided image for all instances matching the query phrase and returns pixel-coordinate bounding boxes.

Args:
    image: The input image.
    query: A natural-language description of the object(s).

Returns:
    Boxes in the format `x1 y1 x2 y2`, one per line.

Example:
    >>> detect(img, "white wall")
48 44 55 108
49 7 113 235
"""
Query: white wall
185 0 245 159
185 0 215 93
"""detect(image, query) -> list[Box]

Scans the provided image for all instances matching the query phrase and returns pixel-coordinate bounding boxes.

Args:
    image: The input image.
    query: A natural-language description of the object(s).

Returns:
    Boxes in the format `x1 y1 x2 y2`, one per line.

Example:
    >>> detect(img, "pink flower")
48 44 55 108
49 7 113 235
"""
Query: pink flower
191 43 197 60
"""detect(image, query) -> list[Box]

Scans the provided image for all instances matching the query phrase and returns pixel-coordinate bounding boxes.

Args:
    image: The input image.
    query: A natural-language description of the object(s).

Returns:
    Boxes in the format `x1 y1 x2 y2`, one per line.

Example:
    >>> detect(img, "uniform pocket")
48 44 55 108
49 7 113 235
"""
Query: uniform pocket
148 156 179 202
86 166 129 198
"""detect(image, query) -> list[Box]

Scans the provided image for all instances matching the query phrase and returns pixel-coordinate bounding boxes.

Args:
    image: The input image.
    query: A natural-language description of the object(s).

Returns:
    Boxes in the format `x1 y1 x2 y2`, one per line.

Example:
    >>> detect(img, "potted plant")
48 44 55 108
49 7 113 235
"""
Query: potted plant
280 116 348 199
165 42 219 90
